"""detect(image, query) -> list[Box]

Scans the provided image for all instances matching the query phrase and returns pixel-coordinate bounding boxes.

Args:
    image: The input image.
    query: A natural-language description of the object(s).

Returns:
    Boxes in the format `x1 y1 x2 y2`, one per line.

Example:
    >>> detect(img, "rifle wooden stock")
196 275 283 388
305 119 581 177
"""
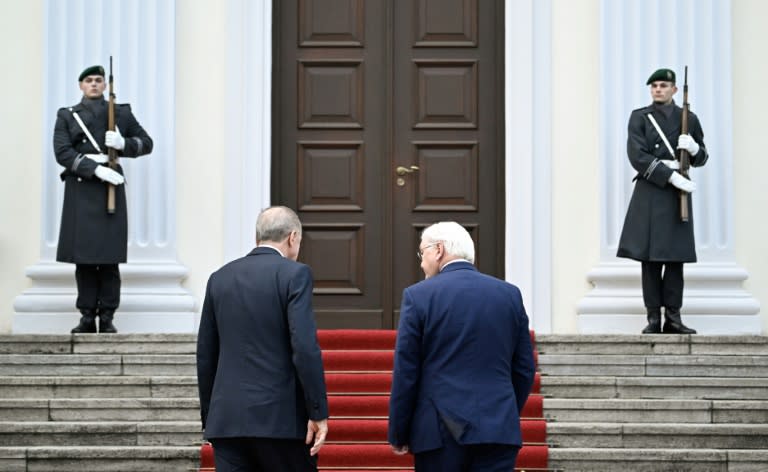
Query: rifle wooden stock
679 66 690 222
107 56 117 214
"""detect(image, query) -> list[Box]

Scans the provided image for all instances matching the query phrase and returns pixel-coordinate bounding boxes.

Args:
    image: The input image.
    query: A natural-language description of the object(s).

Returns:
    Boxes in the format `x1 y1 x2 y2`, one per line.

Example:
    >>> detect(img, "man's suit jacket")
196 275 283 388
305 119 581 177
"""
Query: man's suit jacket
388 261 536 453
197 247 328 440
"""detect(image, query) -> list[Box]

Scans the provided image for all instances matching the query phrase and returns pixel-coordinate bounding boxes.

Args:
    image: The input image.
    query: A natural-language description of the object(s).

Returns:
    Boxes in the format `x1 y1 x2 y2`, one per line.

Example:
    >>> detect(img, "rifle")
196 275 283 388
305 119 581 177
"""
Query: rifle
678 66 691 222
107 56 118 214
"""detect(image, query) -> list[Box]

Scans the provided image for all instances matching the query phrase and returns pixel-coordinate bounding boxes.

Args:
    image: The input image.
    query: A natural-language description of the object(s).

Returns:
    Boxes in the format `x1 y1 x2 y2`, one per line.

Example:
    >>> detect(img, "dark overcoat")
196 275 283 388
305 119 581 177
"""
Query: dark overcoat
388 261 536 453
617 102 708 263
54 98 152 264
196 247 328 440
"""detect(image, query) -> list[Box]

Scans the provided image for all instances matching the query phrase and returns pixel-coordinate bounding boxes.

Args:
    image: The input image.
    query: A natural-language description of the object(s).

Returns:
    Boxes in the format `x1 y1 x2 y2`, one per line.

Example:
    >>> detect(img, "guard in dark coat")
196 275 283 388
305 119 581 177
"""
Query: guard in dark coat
54 65 153 333
617 68 708 334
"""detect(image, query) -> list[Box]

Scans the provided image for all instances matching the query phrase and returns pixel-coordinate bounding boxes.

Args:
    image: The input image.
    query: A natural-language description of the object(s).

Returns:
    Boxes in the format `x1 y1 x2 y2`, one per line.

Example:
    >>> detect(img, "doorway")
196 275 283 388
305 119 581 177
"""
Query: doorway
273 0 505 328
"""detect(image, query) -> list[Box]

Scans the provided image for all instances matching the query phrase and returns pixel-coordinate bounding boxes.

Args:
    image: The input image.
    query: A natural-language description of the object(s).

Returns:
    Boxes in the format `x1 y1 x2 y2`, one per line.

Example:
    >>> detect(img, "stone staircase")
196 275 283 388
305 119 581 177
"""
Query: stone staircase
536 334 768 472
1 333 768 471
0 334 200 471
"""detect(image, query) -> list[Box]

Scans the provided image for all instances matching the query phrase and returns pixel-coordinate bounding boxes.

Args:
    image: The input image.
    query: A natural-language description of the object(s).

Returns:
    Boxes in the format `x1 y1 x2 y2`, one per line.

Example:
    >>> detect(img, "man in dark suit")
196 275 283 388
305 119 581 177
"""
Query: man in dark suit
617 68 708 334
388 221 536 471
197 206 329 471
55 65 153 334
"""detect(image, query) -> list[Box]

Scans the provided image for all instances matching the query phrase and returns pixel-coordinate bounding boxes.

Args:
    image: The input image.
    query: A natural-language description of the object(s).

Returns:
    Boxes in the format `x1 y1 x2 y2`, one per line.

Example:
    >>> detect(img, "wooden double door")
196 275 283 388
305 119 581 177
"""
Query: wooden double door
273 0 505 328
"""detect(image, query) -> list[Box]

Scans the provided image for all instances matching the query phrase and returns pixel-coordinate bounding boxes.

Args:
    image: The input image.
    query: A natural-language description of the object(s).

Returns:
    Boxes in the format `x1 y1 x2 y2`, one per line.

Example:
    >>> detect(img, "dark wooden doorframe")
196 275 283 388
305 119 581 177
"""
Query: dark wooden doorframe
272 0 505 329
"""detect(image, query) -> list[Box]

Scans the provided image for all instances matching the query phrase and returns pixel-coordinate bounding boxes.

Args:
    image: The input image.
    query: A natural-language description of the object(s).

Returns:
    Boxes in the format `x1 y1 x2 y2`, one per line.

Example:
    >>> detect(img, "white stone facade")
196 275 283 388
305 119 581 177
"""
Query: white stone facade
1 0 765 334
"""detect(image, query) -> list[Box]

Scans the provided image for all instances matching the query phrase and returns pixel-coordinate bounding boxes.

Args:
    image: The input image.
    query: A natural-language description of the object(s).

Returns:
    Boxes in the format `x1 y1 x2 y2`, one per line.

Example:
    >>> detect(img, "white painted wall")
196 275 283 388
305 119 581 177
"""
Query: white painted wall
550 0 601 333
175 0 228 316
0 1 43 333
732 0 768 334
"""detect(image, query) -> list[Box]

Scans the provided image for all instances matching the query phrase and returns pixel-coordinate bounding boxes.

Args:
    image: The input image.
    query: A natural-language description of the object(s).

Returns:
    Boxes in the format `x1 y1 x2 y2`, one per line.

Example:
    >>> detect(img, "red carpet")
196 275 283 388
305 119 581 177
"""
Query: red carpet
201 329 548 471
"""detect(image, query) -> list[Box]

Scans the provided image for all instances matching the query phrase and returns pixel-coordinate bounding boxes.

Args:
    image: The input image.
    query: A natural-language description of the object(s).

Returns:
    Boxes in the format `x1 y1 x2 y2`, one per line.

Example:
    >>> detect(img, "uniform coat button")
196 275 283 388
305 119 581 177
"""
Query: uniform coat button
77 177 82 182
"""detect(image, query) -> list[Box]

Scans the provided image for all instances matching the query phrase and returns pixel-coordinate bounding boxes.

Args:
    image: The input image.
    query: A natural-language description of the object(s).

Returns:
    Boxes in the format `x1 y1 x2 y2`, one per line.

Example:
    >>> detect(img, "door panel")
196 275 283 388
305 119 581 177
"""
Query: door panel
391 0 504 325
274 0 504 328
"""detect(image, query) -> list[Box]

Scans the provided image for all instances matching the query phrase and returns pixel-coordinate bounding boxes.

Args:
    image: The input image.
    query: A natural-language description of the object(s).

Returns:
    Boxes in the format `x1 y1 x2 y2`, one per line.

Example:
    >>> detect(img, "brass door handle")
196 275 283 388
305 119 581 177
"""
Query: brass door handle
396 165 420 176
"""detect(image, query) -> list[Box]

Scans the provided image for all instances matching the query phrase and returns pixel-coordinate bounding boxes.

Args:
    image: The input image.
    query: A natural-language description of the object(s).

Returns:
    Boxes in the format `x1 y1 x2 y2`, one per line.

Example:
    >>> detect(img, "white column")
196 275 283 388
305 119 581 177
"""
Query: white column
577 0 760 334
13 0 196 333
506 0 553 333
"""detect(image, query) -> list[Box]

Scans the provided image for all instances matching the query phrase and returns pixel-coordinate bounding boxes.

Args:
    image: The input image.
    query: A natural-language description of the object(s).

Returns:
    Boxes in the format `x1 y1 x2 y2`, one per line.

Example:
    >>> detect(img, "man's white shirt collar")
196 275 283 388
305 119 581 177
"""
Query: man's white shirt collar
258 244 285 258
439 259 471 272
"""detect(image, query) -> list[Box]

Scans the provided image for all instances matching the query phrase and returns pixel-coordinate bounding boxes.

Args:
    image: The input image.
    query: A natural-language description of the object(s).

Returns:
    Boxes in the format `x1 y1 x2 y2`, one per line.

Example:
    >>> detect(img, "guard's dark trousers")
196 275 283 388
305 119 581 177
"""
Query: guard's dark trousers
74 264 120 333
641 261 695 334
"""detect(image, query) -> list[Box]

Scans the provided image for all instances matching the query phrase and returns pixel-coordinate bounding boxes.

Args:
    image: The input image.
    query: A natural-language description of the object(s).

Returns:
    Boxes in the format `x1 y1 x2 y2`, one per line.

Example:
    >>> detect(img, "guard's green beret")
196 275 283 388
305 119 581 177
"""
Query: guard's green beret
646 68 676 85
78 65 105 82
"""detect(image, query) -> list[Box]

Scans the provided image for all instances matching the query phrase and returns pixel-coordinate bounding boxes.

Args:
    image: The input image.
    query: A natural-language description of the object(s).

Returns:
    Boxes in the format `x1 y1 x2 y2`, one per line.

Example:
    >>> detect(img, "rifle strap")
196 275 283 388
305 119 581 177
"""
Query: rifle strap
69 109 103 154
646 113 676 159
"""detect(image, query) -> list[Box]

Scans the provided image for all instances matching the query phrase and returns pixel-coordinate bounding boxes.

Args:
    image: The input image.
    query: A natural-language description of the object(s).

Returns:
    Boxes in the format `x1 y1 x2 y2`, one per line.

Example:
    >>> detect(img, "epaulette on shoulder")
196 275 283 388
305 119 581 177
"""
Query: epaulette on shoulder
63 103 82 113
632 105 653 114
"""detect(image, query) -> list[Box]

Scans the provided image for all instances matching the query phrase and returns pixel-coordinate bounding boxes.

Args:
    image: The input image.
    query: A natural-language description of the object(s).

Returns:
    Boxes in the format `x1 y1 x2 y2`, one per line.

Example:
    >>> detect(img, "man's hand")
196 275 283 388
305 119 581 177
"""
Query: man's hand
677 134 700 155
306 418 328 456
668 171 696 193
94 166 125 186
391 444 409 455
105 128 125 150
661 159 679 170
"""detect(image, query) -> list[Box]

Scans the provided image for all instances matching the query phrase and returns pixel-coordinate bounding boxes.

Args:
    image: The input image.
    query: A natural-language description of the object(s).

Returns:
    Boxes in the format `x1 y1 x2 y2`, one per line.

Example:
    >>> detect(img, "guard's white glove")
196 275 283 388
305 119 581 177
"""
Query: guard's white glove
94 166 125 185
84 153 109 165
668 171 696 193
105 127 125 150
677 134 700 155
661 160 680 170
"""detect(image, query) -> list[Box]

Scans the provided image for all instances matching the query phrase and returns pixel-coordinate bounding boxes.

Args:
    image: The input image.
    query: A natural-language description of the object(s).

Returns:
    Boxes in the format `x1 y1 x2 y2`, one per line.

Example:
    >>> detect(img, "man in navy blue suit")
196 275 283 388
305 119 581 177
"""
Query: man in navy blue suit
197 206 329 471
388 221 536 471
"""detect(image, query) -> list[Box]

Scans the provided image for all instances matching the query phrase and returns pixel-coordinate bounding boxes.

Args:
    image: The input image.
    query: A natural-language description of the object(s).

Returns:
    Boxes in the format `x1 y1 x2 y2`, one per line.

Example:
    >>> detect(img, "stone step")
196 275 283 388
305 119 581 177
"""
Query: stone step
0 334 197 355
544 399 768 424
547 423 768 449
0 421 202 447
541 375 768 400
0 376 197 399
548 448 768 472
68 334 197 354
3 333 767 356
537 334 768 356
538 354 768 377
13 351 767 378
0 446 199 472
0 354 196 376
0 398 200 422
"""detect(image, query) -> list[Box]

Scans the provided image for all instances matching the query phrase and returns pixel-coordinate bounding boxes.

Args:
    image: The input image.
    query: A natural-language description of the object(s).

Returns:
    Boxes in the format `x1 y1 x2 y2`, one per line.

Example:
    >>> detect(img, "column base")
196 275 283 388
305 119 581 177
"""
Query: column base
13 261 198 334
577 314 762 335
577 262 761 335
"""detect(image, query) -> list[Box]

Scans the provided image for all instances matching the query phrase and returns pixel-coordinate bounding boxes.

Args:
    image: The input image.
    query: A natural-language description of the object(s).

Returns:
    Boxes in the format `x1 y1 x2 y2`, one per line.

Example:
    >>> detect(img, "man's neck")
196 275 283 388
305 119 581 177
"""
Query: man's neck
257 243 285 258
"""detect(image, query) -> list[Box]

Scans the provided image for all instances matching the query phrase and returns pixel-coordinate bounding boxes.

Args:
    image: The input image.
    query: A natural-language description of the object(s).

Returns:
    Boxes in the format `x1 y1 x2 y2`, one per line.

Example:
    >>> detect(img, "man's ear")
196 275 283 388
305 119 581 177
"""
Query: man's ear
434 242 444 260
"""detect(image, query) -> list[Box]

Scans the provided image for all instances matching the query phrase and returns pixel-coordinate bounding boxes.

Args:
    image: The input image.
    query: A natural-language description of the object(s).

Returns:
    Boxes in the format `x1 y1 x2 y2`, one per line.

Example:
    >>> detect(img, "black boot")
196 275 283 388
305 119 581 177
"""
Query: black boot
642 308 662 334
71 309 97 334
663 307 697 334
98 310 118 334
